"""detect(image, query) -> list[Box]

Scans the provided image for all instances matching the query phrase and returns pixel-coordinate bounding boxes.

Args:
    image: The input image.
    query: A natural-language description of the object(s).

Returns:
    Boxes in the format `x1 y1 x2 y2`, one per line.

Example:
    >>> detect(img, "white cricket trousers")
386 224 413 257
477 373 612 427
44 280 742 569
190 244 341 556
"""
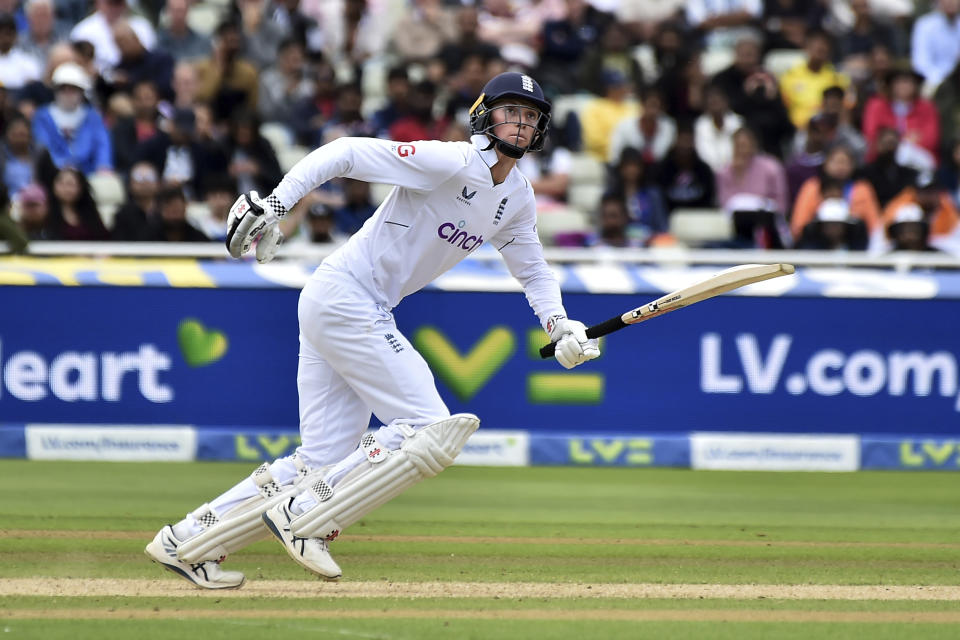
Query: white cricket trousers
185 268 450 529
294 267 451 467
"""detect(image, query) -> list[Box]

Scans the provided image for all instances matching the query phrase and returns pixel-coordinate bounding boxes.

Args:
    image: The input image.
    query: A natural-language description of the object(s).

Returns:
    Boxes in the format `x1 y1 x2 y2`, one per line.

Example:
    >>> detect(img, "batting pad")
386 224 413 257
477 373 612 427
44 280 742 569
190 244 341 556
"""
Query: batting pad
177 455 313 563
289 413 480 540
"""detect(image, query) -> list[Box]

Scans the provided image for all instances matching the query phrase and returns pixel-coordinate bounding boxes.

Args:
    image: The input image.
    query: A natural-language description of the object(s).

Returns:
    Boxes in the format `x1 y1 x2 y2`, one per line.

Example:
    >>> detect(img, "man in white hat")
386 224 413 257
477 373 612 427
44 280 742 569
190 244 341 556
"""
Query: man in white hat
31 62 114 175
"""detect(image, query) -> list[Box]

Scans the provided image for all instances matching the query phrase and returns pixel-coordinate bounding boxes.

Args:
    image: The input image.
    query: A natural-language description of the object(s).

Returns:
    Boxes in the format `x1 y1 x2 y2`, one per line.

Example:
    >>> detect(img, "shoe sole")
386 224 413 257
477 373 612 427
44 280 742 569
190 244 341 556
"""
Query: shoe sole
262 511 341 581
144 545 245 590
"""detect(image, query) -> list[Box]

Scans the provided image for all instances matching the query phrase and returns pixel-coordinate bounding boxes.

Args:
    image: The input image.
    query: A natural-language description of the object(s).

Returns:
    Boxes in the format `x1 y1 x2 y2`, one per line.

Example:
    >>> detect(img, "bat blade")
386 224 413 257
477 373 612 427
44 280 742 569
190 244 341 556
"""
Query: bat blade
539 263 795 359
624 263 795 325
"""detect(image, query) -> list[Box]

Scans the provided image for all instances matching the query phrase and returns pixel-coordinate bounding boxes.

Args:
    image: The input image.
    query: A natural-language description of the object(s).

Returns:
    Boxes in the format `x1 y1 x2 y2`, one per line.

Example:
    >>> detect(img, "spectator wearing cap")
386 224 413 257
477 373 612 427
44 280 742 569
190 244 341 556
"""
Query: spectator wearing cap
302 201 341 244
779 29 849 130
794 182 868 250
910 0 960 91
580 69 639 162
885 203 939 252
20 0 71 62
862 65 939 170
653 121 716 212
0 12 43 91
694 84 744 173
32 62 113 175
134 107 228 198
138 185 208 241
860 126 918 207
608 85 676 165
712 31 794 156
14 182 51 241
111 160 157 240
3 114 44 197
881 171 960 249
194 20 259 122
107 18 175 100
156 0 213 62
791 144 881 238
70 0 157 73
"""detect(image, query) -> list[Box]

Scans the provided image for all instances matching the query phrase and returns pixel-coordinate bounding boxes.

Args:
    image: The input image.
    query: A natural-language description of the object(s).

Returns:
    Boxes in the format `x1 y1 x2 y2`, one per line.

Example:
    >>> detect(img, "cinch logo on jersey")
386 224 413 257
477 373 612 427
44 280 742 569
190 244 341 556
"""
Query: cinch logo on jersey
437 220 483 251
700 332 960 411
0 340 173 403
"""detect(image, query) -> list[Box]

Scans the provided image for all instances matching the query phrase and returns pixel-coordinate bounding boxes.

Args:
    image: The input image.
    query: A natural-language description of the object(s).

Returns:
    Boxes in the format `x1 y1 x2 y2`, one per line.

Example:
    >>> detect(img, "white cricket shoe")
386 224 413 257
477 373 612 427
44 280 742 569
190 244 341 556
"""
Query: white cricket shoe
145 525 246 589
262 498 342 580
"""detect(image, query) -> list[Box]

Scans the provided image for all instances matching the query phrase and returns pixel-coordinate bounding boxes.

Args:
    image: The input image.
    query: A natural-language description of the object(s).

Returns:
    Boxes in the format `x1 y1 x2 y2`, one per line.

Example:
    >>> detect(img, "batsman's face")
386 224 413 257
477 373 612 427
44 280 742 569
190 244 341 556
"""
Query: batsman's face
490 101 541 148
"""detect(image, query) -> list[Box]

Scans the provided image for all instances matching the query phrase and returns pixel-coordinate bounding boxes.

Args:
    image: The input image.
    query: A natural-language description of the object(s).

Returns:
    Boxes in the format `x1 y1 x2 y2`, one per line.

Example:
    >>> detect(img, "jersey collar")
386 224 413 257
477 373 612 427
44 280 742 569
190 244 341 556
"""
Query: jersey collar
471 134 500 167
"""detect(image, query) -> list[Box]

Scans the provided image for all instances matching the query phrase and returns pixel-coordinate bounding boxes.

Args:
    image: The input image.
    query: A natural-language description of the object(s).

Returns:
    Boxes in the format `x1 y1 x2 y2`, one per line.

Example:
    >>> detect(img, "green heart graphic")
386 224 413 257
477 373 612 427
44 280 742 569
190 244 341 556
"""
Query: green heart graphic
178 318 228 367
414 326 515 401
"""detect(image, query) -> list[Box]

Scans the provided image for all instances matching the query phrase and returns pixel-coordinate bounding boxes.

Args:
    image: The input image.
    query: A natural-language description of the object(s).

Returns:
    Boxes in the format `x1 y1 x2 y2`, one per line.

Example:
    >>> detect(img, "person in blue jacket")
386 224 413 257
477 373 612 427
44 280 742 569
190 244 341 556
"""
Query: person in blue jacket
32 61 113 175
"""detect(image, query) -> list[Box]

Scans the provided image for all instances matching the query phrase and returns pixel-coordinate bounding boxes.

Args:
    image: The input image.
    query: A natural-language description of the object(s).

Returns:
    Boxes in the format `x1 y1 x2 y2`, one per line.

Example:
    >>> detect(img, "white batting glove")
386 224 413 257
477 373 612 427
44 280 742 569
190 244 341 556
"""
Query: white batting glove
225 190 287 261
547 315 601 370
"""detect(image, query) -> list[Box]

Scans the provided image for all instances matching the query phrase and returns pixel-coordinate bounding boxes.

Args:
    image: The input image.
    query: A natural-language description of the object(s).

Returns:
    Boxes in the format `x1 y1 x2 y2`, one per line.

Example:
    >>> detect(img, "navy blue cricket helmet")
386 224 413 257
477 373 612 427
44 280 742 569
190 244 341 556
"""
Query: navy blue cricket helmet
469 72 551 158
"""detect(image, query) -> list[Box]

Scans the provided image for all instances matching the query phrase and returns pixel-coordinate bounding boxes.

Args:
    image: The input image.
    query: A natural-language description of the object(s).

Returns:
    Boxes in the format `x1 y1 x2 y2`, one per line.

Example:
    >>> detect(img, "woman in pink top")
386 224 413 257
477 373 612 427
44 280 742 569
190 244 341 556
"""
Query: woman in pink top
716 127 789 215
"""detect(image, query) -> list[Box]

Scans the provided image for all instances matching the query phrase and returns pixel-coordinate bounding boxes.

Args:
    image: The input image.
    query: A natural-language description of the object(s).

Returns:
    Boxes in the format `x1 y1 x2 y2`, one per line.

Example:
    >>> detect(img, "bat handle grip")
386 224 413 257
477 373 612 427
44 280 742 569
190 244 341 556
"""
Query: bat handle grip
538 315 627 359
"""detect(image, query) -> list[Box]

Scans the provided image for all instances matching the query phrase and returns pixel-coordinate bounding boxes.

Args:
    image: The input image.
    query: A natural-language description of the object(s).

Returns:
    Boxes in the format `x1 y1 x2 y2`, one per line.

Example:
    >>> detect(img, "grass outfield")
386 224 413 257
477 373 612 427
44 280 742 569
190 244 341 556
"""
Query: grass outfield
0 461 958 639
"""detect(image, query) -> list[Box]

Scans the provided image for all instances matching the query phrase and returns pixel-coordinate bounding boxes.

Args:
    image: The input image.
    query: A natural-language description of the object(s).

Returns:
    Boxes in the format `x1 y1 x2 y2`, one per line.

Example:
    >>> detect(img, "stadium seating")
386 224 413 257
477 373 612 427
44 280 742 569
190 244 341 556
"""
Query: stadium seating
763 49 807 78
89 173 126 230
537 206 592 246
186 3 224 36
369 182 394 205
700 48 735 76
259 122 294 155
668 208 733 247
278 145 311 173
568 153 606 186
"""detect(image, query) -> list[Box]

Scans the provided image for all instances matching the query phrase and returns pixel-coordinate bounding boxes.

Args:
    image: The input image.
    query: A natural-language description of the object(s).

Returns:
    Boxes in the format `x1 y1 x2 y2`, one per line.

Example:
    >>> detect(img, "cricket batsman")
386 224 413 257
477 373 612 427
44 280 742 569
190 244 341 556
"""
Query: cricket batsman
145 72 600 588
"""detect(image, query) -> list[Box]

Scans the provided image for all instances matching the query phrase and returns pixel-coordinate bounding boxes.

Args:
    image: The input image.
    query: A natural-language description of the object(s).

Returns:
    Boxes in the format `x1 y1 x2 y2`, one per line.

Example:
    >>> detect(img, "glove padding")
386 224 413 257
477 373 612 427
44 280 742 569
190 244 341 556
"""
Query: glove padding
226 191 286 262
547 316 601 370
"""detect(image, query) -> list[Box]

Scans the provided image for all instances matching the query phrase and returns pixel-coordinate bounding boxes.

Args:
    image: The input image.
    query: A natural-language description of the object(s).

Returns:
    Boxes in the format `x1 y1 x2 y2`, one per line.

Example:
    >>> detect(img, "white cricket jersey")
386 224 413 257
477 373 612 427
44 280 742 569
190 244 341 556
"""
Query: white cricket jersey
273 135 566 328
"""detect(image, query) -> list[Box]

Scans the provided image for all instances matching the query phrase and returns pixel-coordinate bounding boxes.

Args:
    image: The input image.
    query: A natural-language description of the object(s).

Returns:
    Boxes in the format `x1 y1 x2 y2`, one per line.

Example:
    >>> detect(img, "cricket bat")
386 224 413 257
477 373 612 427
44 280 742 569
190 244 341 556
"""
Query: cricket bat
539 263 796 358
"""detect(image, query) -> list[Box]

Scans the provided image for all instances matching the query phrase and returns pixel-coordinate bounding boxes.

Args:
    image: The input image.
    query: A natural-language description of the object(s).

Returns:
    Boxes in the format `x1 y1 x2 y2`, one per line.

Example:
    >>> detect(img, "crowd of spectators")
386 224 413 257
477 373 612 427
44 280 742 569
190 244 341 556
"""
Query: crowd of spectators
0 0 959 256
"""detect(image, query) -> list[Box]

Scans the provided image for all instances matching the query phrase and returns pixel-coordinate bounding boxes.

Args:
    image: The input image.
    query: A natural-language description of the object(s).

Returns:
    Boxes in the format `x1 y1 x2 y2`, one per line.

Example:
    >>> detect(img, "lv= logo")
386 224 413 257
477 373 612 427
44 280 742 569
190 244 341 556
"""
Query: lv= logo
413 326 603 403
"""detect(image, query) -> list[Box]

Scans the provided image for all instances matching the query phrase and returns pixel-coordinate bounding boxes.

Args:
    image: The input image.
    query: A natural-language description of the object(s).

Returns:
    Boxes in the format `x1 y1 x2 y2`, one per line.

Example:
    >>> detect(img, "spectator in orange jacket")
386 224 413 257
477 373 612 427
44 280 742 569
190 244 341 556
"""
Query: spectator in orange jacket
881 171 959 243
790 144 881 237
862 66 940 169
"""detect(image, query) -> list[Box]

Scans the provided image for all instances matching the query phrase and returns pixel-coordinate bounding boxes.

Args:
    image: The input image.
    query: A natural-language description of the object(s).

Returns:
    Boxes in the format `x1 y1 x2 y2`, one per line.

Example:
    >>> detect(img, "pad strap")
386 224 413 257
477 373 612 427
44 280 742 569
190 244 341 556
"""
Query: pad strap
289 414 479 541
